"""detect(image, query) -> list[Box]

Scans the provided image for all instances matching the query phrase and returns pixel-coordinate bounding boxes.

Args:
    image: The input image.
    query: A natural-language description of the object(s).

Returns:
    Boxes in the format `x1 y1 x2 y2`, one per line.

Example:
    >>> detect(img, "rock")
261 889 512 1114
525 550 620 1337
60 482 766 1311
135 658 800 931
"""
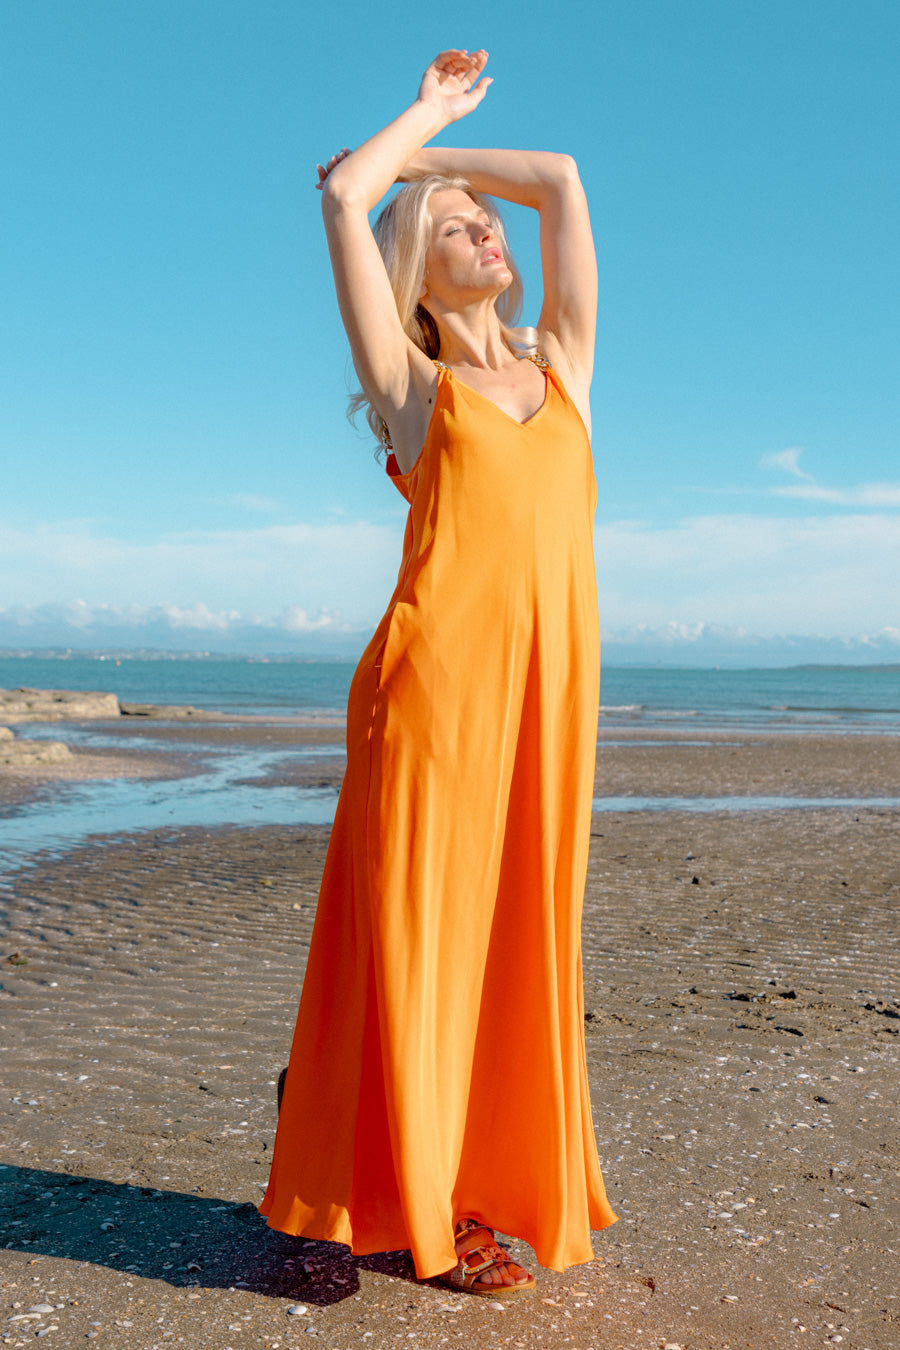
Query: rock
0 731 74 766
286 1305 308 1316
0 688 120 722
120 702 203 719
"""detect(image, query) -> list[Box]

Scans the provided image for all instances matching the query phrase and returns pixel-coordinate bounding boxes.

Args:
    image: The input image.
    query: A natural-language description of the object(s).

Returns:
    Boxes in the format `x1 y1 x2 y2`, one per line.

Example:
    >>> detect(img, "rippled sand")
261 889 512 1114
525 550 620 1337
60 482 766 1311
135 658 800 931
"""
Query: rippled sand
1 726 898 1348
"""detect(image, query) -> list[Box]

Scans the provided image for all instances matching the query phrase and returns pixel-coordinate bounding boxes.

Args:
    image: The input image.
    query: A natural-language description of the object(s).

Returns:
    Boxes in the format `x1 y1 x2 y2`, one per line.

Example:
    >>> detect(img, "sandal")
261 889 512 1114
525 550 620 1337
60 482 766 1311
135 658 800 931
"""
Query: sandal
439 1218 536 1297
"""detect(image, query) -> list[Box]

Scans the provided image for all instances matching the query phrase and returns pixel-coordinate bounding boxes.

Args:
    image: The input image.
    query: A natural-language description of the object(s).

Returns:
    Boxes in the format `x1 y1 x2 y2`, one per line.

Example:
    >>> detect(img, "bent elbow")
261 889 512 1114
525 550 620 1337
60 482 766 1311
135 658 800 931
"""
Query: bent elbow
529 153 582 208
551 153 581 187
320 174 366 220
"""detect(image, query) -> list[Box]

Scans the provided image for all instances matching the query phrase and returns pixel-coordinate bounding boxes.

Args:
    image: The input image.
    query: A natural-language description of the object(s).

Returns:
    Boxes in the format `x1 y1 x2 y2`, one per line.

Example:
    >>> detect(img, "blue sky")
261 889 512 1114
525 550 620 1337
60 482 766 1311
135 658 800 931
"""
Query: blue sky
2 0 898 662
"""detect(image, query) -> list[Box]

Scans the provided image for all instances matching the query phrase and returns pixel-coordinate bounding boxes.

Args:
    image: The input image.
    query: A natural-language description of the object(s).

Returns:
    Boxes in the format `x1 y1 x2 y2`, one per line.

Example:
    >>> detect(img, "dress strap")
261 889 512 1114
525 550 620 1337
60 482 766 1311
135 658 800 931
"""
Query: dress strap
523 351 551 371
432 353 550 371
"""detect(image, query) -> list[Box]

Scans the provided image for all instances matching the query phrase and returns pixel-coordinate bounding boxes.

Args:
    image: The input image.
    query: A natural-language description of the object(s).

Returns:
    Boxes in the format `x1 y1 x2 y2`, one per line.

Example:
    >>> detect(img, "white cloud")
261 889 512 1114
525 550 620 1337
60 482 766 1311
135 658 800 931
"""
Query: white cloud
759 446 900 507
0 599 363 656
160 602 241 631
760 446 814 481
217 494 284 513
280 606 341 633
3 599 897 664
595 512 900 635
771 482 900 506
0 519 405 624
598 621 900 666
1 505 899 650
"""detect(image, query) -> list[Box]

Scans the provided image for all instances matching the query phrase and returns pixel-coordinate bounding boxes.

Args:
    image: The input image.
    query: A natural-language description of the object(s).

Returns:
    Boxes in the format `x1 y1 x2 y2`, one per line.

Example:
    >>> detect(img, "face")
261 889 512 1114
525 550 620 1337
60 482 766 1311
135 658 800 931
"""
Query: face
420 189 513 310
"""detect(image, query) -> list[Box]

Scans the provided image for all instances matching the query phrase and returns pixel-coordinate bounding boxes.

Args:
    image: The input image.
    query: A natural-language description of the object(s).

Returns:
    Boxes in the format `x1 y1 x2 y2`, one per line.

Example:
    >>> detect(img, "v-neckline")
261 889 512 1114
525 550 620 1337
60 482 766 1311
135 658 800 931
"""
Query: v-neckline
440 365 550 429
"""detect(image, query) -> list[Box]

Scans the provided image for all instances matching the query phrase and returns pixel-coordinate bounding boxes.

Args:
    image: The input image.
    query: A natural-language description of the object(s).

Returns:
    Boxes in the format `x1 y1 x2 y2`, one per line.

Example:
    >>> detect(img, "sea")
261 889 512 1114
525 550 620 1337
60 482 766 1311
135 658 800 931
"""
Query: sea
1 656 898 872
2 655 899 732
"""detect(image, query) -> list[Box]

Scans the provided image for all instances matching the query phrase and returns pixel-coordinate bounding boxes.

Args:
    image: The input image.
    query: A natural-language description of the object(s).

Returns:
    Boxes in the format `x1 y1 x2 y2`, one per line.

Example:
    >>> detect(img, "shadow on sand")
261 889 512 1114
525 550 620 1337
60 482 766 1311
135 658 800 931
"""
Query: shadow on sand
0 1163 418 1305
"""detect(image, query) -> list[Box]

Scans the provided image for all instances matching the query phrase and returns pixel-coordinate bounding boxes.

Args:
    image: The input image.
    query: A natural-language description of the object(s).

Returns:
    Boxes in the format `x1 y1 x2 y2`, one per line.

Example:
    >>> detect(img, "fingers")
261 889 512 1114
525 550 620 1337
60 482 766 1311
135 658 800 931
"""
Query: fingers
468 76 492 104
314 147 351 189
431 48 489 83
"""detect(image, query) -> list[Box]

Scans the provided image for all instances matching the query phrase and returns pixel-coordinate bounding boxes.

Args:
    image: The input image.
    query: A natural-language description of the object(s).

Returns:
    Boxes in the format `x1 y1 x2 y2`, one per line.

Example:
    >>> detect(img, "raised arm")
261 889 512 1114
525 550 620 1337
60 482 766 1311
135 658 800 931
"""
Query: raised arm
318 52 492 437
400 147 597 405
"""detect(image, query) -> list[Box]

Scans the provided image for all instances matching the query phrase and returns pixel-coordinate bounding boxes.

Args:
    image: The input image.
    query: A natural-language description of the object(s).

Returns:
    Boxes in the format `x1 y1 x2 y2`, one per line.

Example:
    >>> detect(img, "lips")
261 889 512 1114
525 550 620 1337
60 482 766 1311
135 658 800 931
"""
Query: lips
481 247 504 265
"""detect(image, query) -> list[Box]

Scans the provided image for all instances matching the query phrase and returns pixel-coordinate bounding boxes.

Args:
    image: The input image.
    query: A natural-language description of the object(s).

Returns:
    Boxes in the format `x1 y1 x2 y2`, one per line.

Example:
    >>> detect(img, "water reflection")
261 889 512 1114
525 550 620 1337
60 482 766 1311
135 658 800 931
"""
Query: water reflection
593 794 900 812
3 735 898 877
0 745 339 875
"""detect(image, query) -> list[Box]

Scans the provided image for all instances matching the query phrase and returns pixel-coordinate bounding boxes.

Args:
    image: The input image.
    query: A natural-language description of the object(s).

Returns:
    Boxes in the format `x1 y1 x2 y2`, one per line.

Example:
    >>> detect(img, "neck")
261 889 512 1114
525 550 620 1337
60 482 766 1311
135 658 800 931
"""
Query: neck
427 301 515 371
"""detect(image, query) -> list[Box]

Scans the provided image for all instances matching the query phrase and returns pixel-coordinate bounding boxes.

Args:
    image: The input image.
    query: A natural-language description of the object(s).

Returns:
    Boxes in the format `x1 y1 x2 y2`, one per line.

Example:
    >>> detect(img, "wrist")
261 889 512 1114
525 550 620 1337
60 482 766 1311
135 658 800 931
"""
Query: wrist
413 95 452 138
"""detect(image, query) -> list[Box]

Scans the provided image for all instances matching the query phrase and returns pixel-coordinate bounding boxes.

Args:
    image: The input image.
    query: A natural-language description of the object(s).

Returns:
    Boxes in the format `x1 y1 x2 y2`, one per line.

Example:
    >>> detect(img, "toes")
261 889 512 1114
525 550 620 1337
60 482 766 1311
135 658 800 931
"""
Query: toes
474 1260 527 1286
475 1266 502 1286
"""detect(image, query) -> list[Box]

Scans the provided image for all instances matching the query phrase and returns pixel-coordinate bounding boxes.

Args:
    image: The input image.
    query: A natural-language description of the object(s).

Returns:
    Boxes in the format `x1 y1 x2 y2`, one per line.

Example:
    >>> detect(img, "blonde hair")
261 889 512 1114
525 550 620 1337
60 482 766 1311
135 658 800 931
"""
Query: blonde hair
348 174 530 451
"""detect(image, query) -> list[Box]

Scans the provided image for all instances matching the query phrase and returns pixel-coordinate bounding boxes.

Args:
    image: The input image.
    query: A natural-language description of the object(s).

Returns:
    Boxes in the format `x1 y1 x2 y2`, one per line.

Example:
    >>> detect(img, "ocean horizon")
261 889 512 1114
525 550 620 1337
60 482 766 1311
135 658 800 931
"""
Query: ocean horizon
1 654 898 734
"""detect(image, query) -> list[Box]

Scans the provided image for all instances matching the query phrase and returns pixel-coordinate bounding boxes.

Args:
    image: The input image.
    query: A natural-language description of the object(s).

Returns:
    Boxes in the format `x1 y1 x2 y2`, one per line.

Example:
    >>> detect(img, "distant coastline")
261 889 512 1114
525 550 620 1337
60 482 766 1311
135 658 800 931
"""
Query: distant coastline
0 646 898 672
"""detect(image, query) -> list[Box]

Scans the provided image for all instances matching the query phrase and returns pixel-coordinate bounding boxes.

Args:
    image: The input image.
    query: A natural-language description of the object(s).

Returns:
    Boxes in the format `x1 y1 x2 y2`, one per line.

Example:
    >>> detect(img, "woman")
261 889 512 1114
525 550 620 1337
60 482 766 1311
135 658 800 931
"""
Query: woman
260 48 617 1296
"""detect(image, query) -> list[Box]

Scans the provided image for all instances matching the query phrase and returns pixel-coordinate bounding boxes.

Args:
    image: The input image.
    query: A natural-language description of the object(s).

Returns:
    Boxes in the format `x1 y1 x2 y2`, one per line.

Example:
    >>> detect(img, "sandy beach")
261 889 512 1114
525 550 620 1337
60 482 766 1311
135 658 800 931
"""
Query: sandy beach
1 718 898 1348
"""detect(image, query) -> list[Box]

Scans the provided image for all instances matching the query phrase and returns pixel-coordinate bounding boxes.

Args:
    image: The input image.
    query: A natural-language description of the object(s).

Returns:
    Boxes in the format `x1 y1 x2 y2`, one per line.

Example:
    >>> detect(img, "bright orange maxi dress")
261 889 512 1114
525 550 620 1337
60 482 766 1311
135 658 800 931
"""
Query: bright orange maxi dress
260 357 617 1279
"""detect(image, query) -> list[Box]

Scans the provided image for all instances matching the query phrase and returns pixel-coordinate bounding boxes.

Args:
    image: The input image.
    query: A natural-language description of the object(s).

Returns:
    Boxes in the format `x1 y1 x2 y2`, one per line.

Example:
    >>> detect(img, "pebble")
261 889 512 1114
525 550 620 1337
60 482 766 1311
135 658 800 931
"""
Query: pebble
286 1305 308 1316
29 1306 55 1315
663 1343 683 1350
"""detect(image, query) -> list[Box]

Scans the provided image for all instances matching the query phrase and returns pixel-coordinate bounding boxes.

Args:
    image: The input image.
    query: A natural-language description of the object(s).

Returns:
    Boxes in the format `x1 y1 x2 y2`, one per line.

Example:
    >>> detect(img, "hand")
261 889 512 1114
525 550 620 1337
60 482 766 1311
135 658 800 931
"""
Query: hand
315 147 351 190
417 49 492 124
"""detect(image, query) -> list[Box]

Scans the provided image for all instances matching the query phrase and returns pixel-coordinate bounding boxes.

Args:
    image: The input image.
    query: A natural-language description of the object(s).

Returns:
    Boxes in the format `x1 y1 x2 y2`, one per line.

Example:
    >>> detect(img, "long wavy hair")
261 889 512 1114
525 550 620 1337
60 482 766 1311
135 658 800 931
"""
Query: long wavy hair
348 174 532 452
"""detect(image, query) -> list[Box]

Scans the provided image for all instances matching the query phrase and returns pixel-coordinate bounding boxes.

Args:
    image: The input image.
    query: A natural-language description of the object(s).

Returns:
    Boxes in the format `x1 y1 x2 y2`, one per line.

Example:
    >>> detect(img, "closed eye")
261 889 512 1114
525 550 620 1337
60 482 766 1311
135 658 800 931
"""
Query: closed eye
438 215 492 237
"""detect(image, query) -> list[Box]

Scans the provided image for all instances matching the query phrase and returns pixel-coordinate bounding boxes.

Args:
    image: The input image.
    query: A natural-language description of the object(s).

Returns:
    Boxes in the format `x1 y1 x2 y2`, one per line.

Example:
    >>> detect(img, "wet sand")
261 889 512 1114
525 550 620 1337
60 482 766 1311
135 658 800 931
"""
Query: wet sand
1 725 898 1348
4 717 900 805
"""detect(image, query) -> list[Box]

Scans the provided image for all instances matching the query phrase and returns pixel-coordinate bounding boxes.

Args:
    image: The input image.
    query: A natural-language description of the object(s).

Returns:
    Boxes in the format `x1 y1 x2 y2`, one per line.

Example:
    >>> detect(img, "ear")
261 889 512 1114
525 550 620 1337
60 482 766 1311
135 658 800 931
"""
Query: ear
418 278 429 301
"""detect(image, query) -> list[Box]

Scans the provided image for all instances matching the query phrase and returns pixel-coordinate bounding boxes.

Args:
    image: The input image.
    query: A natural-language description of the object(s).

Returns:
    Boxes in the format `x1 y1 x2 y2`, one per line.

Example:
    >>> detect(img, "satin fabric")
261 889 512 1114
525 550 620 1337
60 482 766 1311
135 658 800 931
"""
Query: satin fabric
260 362 617 1278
